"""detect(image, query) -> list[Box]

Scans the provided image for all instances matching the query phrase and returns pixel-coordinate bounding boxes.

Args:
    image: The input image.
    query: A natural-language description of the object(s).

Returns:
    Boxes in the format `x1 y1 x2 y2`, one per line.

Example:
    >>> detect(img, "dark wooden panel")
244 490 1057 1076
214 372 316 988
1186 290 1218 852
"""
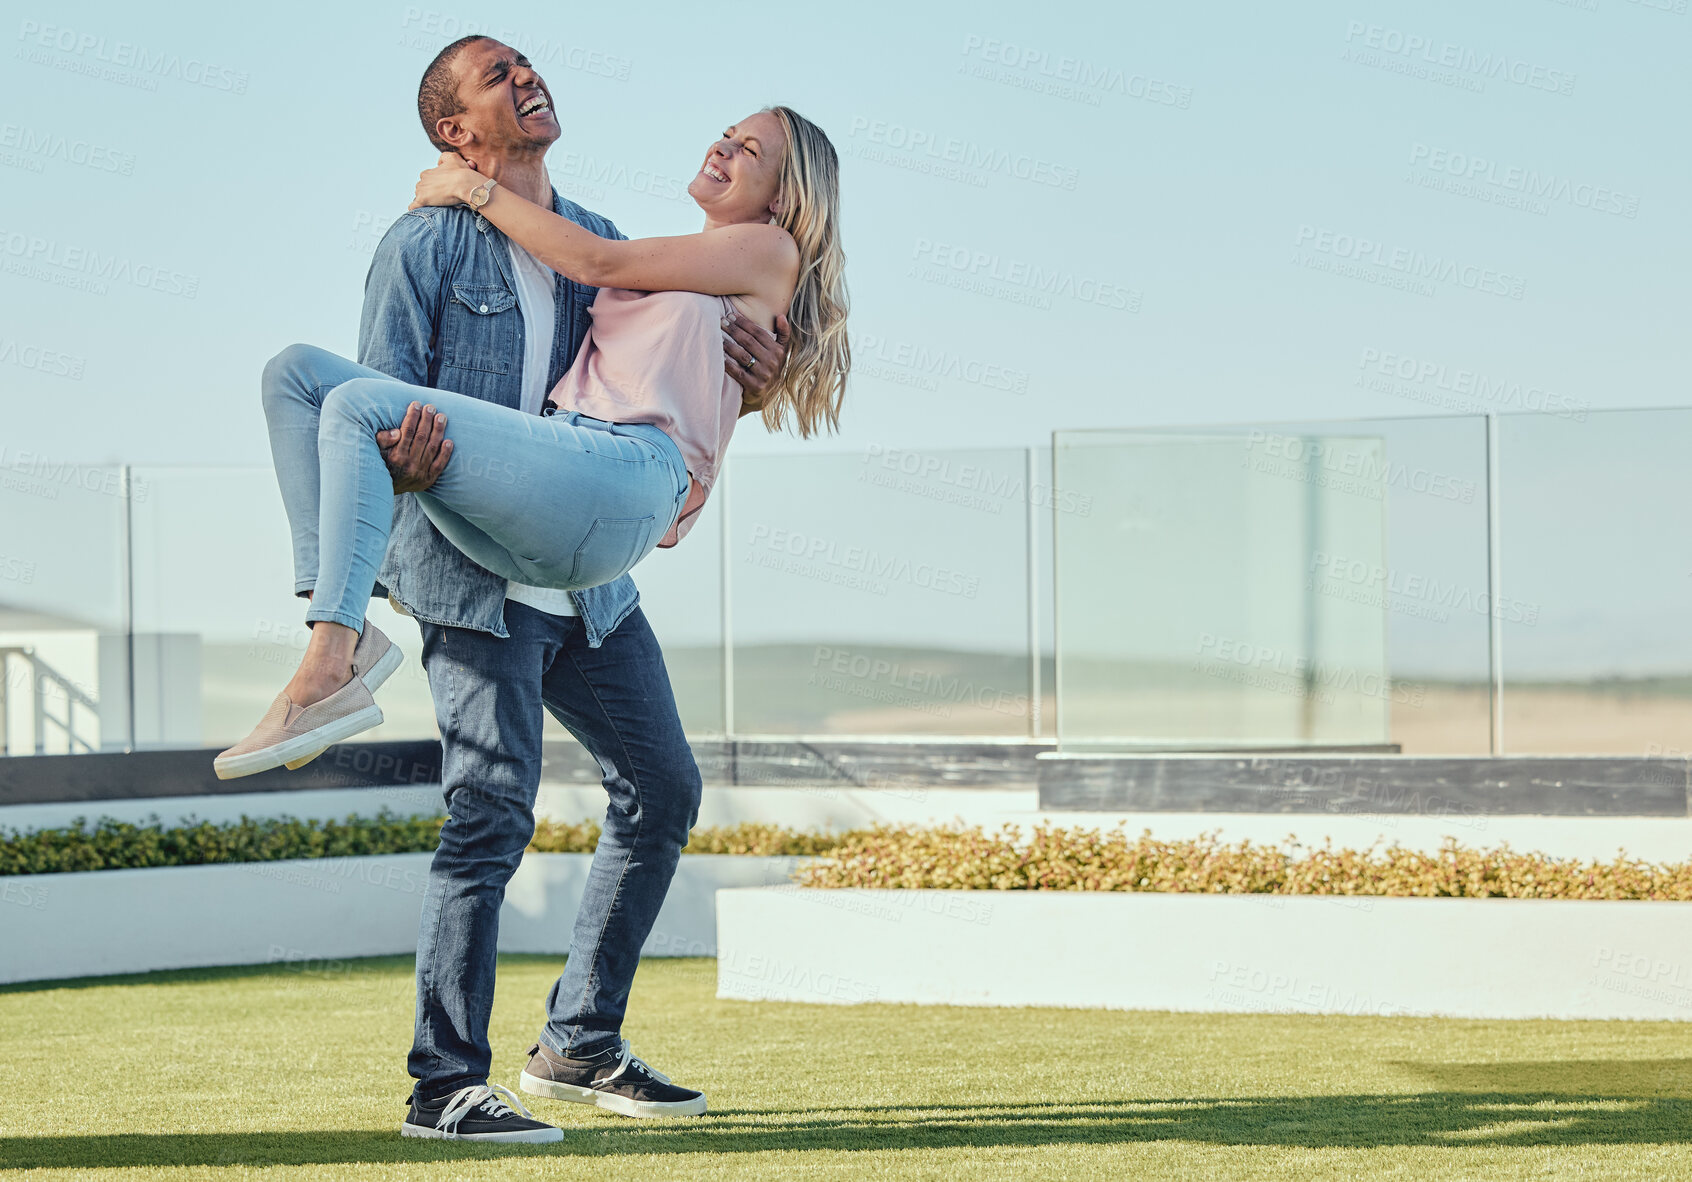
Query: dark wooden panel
0 741 444 805
1 739 1053 805
543 738 1054 791
1038 755 1692 817
24 743 1668 817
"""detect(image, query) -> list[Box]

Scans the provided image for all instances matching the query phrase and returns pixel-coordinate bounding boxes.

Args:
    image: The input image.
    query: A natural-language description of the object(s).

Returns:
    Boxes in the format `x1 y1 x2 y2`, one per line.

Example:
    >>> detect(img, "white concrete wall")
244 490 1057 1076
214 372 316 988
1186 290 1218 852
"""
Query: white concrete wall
500 854 801 958
0 853 801 985
717 887 1692 1021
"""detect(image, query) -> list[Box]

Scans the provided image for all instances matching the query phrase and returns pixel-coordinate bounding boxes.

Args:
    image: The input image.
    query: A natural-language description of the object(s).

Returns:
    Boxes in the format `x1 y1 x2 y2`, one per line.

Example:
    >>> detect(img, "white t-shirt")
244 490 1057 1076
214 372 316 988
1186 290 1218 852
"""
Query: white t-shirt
501 239 577 617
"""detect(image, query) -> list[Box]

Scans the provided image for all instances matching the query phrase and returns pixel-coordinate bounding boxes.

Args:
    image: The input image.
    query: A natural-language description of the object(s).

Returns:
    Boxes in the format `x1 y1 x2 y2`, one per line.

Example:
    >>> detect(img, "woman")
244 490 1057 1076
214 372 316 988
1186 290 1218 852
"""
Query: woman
215 106 849 778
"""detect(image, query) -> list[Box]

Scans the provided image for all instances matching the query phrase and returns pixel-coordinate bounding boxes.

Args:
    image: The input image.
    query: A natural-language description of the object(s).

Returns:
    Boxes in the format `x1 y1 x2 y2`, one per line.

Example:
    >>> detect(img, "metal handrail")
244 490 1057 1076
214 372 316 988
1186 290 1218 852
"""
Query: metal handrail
0 646 99 755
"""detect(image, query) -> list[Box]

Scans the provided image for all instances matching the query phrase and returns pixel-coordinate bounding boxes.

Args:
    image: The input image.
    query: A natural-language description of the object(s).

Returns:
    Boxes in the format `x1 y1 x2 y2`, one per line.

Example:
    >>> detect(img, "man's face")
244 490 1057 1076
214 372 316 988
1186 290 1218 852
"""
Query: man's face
439 40 559 160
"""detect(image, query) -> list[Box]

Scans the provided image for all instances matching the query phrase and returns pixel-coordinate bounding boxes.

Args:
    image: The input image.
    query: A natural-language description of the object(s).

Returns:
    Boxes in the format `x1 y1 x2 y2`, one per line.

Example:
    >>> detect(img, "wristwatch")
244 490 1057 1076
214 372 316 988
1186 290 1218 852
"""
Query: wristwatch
467 176 498 211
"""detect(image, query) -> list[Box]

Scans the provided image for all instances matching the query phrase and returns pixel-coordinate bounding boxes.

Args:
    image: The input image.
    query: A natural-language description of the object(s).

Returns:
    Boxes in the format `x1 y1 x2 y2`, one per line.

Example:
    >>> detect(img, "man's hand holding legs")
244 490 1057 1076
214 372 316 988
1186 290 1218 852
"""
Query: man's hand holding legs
378 402 454 493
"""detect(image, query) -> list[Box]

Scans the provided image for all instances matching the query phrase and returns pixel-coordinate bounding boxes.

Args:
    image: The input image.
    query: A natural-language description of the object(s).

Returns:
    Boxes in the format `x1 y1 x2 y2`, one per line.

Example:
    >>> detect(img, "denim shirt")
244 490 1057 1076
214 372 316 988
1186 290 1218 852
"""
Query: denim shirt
356 193 639 644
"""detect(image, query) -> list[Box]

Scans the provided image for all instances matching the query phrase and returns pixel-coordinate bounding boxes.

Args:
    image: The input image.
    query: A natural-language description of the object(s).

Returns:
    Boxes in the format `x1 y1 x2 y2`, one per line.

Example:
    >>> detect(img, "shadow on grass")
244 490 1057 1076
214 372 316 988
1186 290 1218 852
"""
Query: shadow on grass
0 954 598 995
6 1081 1691 1169
1400 1058 1692 1098
0 956 426 995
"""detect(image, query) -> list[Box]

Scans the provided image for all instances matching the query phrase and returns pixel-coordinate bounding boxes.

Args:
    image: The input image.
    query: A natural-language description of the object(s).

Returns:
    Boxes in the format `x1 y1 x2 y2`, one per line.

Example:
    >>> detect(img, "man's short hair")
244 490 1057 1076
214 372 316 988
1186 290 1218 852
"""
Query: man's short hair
418 35 492 152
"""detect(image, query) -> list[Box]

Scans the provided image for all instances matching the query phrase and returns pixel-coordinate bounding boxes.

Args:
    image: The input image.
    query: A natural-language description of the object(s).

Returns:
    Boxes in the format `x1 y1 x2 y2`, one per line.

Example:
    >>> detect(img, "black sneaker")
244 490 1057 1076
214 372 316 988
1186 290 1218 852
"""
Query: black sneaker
519 1039 707 1118
401 1083 563 1143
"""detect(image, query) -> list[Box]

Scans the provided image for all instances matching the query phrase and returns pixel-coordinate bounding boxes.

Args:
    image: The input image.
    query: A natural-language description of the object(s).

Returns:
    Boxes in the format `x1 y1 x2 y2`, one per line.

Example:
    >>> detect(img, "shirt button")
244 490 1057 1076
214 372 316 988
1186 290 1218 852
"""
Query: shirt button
480 303 489 313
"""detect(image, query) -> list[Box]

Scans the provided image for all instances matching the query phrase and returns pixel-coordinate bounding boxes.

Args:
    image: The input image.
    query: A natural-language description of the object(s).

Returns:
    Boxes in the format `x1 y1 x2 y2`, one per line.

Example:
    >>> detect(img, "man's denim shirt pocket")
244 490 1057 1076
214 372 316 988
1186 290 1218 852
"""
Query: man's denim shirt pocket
442 282 520 375
356 196 639 646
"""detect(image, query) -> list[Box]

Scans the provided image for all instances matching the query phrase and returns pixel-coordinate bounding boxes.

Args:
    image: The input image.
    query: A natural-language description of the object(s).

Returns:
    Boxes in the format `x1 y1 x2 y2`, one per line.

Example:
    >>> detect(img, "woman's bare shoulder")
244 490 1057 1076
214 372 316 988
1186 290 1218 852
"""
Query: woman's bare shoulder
704 221 797 253
706 223 798 314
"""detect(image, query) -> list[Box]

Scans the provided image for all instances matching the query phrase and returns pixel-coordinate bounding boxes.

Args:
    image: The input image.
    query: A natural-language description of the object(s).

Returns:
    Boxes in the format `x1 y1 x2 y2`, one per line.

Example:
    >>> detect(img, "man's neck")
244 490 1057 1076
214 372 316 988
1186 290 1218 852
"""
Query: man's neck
477 152 550 207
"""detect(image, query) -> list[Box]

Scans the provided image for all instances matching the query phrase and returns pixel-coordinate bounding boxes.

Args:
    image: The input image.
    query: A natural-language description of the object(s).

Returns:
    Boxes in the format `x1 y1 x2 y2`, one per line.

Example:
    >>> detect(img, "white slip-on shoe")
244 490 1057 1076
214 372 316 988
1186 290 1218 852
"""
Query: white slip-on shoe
282 621 404 770
213 677 384 780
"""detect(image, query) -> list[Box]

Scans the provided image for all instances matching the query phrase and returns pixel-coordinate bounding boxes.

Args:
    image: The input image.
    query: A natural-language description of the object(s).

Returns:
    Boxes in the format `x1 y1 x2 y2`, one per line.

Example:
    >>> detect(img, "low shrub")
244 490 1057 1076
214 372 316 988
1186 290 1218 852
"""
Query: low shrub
677 822 841 857
10 816 1691 901
0 811 446 876
529 819 835 856
526 817 601 854
797 824 1692 901
1 813 841 875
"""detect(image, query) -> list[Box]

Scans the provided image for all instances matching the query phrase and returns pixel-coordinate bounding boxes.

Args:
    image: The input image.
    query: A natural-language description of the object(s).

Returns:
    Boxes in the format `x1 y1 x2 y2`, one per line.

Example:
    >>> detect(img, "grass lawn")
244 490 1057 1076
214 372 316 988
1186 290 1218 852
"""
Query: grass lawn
2 956 1690 1180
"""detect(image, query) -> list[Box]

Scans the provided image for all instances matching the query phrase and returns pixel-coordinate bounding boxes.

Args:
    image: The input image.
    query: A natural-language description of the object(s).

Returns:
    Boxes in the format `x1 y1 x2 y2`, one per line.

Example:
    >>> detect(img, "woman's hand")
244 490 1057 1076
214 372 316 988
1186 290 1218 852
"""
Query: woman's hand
409 152 484 211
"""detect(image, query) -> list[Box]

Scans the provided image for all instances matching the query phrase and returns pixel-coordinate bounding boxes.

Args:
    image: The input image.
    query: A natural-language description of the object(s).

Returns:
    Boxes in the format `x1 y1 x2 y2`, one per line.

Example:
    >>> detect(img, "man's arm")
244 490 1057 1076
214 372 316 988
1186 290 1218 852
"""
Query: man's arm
360 213 452 491
360 212 444 383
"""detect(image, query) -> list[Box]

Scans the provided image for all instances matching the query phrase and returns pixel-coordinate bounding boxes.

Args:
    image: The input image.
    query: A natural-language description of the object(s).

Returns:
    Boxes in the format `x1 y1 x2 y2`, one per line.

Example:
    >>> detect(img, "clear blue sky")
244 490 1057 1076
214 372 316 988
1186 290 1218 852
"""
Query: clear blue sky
4 0 1686 464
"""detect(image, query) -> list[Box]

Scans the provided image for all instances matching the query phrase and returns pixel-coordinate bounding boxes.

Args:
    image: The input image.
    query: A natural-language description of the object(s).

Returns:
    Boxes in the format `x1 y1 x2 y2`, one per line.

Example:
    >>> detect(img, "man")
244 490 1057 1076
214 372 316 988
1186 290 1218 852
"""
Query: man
269 35 786 1142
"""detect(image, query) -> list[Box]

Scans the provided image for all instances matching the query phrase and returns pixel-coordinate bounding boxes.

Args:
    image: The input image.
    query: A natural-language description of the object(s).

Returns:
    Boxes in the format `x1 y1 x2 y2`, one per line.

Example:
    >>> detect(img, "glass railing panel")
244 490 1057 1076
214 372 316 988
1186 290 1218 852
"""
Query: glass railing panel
726 447 1036 736
1496 408 1692 755
1054 416 1492 754
625 486 725 736
127 466 439 751
0 460 130 754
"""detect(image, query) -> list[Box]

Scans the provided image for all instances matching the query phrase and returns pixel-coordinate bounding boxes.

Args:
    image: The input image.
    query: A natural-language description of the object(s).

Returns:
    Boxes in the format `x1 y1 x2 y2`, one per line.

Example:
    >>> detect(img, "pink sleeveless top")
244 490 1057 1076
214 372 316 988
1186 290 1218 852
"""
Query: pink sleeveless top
549 288 742 547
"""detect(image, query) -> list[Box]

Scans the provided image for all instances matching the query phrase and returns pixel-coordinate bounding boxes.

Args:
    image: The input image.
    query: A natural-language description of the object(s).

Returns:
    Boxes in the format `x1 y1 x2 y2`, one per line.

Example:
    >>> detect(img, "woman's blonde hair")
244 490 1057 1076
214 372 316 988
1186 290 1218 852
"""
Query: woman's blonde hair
759 105 849 437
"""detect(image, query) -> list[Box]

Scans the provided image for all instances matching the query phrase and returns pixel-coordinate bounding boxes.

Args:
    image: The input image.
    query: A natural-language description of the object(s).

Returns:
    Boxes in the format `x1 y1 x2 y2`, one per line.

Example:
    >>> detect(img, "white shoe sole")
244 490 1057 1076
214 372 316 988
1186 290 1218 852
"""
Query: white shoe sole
282 644 405 771
213 703 384 780
400 1120 562 1144
519 1070 707 1119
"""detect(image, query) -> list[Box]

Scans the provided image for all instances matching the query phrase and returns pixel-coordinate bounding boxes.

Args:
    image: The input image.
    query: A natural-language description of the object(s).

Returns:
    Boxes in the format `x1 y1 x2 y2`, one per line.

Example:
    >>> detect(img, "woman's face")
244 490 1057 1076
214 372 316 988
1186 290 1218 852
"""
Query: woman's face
688 112 788 224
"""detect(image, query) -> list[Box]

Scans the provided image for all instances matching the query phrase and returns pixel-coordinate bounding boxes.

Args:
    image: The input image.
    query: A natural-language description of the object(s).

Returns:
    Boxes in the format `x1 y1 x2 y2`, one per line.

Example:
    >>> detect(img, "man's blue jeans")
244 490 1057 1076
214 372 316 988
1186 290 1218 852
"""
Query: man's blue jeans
410 599 703 1100
258 342 703 1101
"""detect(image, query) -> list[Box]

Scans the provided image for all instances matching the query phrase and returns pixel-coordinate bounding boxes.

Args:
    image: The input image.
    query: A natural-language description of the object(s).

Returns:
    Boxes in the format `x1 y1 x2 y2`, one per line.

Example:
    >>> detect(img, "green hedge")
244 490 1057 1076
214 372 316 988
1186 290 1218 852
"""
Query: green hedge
0 811 448 876
0 813 841 876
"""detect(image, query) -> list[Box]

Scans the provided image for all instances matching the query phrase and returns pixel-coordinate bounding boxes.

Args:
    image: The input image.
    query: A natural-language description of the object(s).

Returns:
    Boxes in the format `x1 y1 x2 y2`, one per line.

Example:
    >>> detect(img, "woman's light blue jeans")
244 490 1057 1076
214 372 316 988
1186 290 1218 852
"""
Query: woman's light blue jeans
261 344 690 631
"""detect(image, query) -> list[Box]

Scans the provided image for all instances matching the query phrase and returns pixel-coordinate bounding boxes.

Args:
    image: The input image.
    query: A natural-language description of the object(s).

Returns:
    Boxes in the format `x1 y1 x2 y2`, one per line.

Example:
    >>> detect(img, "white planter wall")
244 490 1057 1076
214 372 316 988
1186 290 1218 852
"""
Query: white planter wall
717 887 1692 1021
499 853 801 957
0 853 801 985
